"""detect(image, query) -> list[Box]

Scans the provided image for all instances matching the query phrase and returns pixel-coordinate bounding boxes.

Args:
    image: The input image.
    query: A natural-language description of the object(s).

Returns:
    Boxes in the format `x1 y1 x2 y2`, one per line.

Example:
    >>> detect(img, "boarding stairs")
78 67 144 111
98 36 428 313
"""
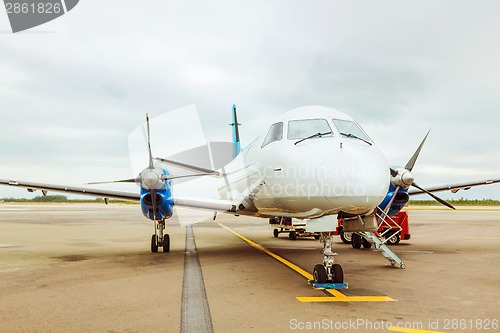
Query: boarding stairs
358 212 405 269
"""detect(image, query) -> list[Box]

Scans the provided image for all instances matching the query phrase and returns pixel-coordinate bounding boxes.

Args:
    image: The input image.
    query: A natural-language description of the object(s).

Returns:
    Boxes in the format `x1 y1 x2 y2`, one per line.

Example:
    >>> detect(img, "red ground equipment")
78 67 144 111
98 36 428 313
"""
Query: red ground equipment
337 210 411 247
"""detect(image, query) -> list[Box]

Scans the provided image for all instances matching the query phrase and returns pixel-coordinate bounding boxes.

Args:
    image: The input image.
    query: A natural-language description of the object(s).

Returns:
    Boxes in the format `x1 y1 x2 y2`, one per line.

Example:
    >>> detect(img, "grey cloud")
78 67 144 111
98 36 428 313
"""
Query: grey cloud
0 0 499 199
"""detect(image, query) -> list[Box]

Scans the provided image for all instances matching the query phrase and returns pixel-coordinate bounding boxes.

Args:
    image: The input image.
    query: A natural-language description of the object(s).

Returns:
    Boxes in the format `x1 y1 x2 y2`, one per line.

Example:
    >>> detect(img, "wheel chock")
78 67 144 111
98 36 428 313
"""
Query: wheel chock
308 280 349 290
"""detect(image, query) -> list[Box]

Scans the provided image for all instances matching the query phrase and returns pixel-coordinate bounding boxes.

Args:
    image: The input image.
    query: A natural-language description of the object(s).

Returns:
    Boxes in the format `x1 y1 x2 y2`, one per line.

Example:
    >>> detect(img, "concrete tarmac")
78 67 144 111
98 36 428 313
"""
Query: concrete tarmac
0 203 499 332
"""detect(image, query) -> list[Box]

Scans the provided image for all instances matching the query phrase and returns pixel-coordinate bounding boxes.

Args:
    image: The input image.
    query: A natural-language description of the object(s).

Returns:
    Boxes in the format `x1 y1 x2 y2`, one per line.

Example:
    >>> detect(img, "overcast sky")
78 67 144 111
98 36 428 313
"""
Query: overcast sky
0 0 499 200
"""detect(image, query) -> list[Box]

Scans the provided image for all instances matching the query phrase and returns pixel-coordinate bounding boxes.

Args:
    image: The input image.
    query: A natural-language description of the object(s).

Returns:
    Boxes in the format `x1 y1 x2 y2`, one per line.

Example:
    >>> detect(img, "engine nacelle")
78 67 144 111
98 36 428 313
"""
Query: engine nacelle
140 187 174 221
378 185 410 216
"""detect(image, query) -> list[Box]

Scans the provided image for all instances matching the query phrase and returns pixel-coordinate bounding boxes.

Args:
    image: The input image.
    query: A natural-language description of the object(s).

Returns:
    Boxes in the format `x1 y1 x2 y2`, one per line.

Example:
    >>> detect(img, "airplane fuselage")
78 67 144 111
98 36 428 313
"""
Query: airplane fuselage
218 106 390 219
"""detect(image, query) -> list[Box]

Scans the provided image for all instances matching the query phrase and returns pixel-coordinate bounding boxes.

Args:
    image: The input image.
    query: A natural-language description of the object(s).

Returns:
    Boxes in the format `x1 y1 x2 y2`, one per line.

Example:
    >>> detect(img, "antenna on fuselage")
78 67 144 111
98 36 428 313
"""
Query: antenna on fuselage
229 104 241 158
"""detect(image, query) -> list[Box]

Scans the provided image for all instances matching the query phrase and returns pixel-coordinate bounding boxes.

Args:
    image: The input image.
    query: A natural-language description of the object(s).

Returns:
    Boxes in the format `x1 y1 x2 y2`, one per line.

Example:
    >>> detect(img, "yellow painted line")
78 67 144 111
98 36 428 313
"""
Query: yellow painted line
325 288 347 298
218 223 313 280
297 296 394 302
465 236 500 240
388 326 444 333
219 223 395 302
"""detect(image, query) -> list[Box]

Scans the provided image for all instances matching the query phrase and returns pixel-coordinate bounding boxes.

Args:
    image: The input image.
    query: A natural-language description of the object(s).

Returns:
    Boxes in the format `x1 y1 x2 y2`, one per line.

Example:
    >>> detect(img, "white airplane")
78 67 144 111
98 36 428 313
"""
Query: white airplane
1 105 499 285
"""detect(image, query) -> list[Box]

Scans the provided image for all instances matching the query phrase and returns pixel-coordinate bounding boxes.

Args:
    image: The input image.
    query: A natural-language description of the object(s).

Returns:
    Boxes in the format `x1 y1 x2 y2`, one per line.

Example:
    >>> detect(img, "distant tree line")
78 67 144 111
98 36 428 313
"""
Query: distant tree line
0 195 134 204
1 196 499 206
409 198 500 206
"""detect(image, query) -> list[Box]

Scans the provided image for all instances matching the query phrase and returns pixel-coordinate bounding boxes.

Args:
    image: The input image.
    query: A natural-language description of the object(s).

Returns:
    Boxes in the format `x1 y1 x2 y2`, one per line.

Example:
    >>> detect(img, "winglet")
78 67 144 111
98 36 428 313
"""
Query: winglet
229 104 241 158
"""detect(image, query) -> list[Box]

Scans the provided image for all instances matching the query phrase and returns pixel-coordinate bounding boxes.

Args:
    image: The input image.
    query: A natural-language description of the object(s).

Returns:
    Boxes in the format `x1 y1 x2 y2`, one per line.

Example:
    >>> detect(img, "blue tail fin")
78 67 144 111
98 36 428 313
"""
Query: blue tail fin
230 104 241 158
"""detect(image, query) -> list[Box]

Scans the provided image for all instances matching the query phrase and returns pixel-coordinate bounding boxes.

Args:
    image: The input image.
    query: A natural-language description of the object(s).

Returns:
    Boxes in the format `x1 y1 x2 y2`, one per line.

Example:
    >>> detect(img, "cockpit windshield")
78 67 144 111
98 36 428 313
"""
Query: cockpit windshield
332 119 371 142
287 119 333 140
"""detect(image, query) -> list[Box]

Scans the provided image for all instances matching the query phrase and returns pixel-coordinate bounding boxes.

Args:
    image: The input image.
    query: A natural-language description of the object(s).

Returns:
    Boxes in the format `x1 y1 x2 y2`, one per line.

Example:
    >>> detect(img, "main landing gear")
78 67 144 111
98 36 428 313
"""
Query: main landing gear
312 232 344 284
151 219 170 253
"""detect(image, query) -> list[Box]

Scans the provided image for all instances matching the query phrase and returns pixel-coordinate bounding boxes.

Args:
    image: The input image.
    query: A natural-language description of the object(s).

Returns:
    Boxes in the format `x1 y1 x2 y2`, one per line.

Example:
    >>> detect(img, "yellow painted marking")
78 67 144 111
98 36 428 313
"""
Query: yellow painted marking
219 223 312 280
297 296 394 302
219 223 395 302
388 326 444 333
465 236 500 240
325 288 347 298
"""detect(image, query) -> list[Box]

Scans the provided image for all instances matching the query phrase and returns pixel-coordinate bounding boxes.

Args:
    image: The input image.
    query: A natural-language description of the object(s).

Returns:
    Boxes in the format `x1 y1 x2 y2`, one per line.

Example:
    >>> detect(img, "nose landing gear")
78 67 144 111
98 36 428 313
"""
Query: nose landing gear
312 232 344 284
151 219 170 253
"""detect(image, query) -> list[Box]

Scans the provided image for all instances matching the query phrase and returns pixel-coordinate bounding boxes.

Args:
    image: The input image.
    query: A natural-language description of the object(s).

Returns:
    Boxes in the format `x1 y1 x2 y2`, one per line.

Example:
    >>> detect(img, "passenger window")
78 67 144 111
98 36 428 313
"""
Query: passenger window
287 119 332 140
262 122 284 148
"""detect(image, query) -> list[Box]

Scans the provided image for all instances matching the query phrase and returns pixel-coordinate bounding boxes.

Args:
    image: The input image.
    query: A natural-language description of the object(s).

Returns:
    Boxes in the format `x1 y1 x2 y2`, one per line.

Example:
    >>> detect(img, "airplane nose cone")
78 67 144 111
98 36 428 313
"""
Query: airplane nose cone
319 142 389 214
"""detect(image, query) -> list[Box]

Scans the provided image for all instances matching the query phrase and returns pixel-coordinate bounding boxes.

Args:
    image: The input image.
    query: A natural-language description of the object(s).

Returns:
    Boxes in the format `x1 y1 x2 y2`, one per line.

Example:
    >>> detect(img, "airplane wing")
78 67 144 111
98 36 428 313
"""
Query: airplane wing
173 197 236 212
0 179 237 212
408 178 500 196
0 179 140 201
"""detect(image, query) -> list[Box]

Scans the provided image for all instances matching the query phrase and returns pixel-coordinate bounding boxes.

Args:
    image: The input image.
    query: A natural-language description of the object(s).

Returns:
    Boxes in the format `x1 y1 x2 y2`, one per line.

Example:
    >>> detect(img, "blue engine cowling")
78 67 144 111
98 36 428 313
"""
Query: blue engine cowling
378 184 410 216
140 186 174 221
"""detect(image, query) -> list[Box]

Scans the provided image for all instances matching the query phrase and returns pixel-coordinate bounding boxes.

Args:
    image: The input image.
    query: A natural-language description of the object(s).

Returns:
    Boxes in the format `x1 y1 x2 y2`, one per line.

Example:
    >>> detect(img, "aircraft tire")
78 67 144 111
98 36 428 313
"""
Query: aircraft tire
332 264 344 283
386 232 401 245
362 238 372 249
151 234 158 253
340 229 352 244
163 234 170 252
313 264 327 283
351 233 362 249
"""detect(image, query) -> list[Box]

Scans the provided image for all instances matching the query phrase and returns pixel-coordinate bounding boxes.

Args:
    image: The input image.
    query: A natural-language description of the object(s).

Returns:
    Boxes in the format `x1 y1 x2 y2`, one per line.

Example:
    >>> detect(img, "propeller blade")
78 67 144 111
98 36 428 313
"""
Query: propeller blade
382 185 401 217
146 113 154 169
412 182 456 210
151 188 158 220
86 178 137 185
155 157 220 176
163 173 218 181
405 129 431 171
390 168 399 177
